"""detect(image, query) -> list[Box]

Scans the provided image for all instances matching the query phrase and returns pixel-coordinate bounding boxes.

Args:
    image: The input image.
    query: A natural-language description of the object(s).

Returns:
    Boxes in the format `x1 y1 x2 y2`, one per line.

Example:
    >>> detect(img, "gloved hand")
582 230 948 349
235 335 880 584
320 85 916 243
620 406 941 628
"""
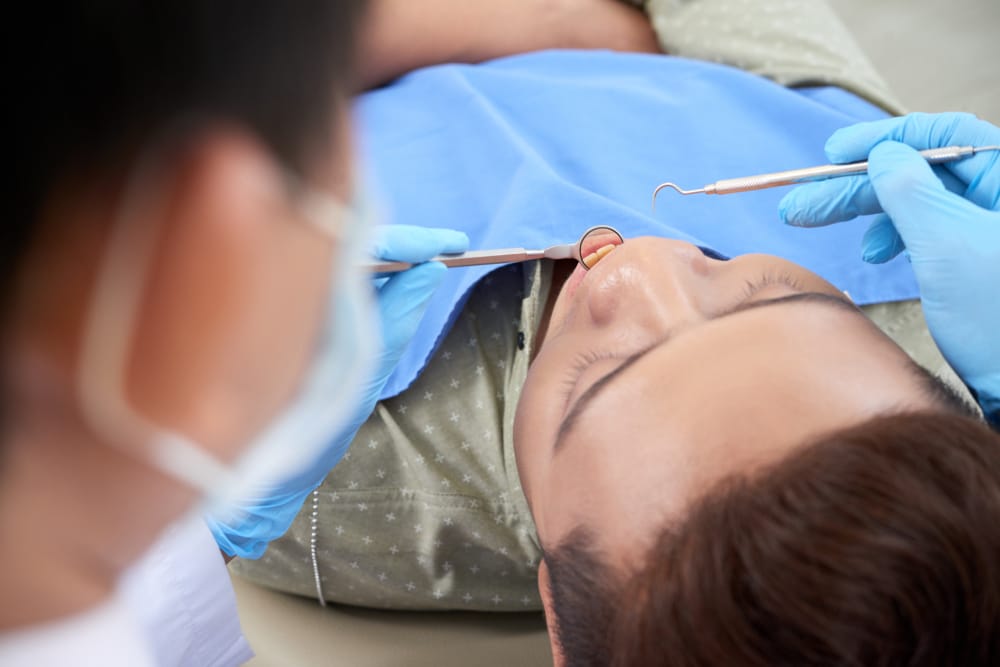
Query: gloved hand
208 225 468 557
778 112 1000 424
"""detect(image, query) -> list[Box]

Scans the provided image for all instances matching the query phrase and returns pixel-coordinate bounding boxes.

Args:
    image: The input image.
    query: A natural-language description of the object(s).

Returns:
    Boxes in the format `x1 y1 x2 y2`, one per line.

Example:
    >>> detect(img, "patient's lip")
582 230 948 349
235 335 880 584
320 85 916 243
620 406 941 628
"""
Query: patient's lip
565 243 620 299
563 262 588 300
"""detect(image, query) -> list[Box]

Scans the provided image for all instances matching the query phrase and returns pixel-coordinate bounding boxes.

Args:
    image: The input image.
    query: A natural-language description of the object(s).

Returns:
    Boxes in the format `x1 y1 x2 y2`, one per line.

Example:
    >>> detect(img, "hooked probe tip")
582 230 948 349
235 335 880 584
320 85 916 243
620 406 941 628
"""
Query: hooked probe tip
652 182 706 211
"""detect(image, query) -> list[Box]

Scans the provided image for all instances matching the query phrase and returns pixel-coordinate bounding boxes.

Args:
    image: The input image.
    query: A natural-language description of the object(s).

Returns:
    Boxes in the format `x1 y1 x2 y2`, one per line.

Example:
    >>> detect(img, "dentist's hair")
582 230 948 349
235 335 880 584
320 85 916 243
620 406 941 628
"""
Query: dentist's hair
610 411 1000 666
7 1 366 320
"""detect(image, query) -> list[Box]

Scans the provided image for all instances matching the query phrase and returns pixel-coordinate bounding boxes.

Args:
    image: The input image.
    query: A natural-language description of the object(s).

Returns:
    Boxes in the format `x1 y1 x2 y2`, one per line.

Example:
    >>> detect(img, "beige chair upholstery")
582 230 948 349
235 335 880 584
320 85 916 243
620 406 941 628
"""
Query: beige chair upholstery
235 576 552 666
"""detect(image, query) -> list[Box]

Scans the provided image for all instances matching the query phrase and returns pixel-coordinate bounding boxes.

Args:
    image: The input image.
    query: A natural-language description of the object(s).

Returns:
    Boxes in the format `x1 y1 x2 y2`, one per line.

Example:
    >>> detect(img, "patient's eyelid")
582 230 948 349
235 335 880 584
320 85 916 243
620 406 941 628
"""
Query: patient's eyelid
709 271 806 322
561 340 665 416
559 348 620 411
554 342 664 452
740 271 803 301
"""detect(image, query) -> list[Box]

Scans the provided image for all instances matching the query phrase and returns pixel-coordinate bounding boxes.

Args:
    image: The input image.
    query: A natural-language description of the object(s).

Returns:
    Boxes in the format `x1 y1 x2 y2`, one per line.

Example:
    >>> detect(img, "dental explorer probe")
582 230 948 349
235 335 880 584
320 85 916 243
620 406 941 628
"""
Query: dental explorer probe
652 145 1000 209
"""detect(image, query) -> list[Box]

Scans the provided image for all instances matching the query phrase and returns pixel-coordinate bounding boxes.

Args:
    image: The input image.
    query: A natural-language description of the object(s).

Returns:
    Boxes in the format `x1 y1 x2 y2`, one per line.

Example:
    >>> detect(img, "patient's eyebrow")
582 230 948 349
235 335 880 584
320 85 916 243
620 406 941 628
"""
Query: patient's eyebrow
552 291 861 453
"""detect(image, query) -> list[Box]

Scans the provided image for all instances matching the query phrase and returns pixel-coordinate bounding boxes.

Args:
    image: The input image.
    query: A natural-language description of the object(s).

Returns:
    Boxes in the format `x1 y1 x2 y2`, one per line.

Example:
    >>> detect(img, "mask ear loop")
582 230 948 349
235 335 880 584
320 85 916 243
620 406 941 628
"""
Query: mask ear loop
76 131 237 495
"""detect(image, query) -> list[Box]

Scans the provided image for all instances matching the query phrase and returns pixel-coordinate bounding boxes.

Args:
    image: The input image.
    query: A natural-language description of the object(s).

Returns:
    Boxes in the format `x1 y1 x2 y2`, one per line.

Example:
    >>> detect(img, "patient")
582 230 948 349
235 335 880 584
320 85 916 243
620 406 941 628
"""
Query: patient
233 0 1000 664
234 239 1000 664
518 242 1000 665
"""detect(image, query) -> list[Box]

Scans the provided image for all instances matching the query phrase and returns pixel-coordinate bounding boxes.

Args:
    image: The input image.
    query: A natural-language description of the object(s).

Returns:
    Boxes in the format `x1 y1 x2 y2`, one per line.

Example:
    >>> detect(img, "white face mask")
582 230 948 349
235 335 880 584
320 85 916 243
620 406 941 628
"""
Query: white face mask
76 159 378 511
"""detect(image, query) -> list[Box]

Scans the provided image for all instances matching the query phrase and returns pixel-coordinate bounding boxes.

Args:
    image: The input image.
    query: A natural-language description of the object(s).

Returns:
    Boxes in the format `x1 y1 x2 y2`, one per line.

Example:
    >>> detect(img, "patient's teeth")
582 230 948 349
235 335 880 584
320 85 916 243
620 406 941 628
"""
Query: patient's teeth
584 244 617 268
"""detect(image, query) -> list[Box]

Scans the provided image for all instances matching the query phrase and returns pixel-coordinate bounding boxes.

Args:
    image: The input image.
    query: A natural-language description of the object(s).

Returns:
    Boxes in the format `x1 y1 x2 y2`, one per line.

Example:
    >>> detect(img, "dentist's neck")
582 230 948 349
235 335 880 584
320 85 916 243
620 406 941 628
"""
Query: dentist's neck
0 347 195 629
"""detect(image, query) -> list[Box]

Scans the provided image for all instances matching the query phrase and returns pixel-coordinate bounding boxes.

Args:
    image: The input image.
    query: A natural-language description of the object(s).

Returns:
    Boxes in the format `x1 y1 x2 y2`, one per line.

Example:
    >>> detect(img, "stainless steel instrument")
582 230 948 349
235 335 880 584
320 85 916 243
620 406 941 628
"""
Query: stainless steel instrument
652 145 1000 208
364 225 624 273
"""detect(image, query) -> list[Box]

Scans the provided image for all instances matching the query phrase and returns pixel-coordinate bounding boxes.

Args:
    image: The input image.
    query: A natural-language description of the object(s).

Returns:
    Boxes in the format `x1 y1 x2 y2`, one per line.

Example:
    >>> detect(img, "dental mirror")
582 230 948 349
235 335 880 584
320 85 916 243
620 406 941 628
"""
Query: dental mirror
576 225 624 270
364 225 624 273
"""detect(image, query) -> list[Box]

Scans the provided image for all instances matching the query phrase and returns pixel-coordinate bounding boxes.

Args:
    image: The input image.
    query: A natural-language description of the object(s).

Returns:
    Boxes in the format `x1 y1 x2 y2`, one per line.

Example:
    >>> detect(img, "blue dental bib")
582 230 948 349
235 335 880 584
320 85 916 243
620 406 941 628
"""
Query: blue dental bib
357 50 916 398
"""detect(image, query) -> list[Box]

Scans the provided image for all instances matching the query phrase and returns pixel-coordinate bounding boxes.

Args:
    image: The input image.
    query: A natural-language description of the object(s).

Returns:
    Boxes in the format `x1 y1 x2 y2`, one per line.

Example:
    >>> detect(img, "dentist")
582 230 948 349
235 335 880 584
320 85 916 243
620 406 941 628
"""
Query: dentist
781 112 1000 428
0 3 465 665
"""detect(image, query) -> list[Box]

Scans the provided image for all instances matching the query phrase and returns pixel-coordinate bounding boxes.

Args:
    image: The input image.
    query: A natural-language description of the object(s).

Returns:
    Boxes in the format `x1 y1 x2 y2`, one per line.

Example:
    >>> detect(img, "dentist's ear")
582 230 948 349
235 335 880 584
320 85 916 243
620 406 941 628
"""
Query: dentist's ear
124 127 334 463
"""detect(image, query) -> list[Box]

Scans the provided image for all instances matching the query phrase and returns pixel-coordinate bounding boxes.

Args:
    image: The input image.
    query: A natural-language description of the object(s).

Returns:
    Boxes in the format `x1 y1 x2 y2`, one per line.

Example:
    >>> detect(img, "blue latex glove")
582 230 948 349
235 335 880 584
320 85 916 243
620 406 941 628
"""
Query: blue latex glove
779 112 1000 425
208 225 468 557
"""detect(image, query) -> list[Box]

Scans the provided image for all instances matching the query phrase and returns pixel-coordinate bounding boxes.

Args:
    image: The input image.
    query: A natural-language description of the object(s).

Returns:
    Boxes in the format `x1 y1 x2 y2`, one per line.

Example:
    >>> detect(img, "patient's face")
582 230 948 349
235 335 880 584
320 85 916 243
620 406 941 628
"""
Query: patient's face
514 237 933 569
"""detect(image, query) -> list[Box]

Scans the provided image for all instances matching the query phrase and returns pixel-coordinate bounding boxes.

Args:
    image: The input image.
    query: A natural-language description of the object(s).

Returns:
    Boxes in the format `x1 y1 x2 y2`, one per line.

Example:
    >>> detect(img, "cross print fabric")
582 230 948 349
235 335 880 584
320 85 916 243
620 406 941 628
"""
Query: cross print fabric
232 262 552 611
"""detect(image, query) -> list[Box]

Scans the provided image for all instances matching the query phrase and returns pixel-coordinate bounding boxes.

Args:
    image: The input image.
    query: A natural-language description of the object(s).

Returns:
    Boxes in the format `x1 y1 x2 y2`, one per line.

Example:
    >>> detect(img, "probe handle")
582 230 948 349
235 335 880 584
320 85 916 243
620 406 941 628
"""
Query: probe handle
705 146 977 195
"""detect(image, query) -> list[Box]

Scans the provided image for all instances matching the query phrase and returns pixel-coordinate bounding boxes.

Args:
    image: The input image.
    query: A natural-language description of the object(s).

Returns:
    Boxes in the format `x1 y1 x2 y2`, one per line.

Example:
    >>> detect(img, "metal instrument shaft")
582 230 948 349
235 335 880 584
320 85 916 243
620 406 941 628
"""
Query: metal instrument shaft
652 145 1000 208
364 225 624 273
367 248 550 273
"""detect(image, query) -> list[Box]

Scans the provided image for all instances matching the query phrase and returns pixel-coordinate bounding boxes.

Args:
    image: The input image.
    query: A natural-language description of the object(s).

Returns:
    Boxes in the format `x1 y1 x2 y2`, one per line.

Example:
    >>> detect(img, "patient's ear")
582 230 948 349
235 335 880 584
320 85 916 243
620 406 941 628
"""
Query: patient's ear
538 560 566 667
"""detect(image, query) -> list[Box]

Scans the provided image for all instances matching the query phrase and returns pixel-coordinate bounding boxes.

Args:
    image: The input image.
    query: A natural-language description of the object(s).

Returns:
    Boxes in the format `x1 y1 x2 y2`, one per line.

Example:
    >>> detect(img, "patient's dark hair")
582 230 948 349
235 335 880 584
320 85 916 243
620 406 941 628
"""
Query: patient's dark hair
544 374 1000 666
7 1 366 318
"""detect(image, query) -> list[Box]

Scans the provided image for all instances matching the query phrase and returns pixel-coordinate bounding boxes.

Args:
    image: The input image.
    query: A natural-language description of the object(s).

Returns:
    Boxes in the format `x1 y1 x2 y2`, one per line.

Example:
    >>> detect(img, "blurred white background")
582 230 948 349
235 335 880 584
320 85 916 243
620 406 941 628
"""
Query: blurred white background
832 0 1000 124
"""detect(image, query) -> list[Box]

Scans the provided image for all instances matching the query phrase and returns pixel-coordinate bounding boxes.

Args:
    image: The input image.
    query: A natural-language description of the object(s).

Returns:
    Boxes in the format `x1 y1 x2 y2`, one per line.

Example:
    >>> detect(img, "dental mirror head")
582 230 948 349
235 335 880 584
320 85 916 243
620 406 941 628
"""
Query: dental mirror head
576 225 624 270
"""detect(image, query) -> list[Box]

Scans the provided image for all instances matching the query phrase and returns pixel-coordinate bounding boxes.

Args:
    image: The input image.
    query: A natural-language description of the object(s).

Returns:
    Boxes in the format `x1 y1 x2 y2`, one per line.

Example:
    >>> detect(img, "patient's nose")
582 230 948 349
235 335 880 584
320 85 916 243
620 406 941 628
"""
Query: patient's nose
588 238 709 329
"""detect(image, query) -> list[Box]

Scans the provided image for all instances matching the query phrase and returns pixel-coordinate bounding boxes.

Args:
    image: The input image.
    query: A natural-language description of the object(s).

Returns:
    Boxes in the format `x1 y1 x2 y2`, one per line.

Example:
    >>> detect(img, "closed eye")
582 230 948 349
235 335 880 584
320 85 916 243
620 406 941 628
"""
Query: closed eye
559 348 619 409
740 271 803 301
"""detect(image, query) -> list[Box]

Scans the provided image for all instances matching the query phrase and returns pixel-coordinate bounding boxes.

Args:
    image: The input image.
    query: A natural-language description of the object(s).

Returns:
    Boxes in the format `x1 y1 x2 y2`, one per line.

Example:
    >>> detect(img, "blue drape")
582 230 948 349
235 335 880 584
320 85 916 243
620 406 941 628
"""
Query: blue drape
356 50 917 398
